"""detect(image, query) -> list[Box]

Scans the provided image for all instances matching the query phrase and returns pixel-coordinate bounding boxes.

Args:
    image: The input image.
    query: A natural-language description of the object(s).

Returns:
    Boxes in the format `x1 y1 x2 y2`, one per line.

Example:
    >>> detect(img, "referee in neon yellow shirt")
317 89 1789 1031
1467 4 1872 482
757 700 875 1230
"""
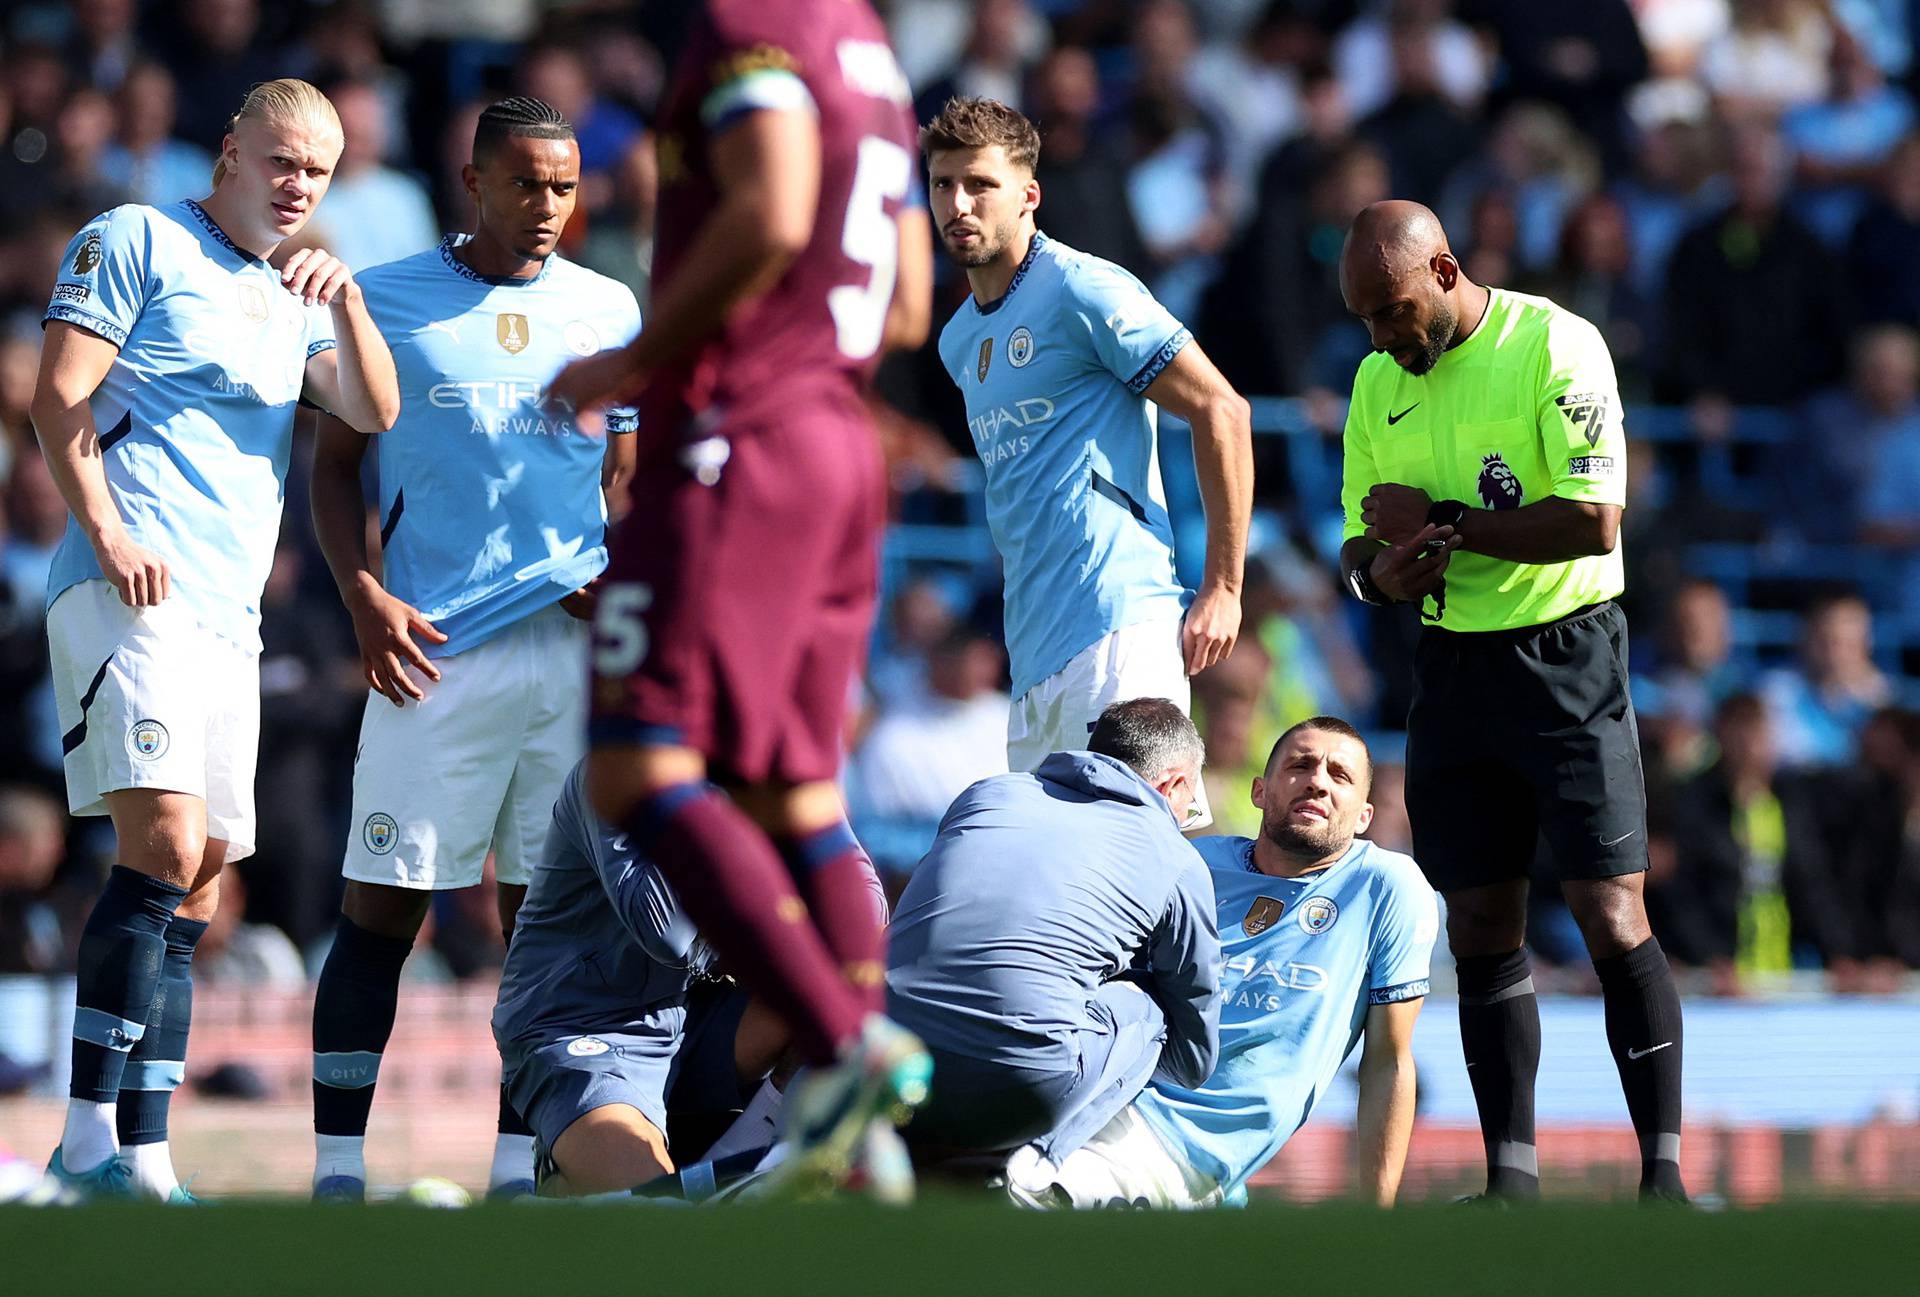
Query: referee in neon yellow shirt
1337 201 1684 1203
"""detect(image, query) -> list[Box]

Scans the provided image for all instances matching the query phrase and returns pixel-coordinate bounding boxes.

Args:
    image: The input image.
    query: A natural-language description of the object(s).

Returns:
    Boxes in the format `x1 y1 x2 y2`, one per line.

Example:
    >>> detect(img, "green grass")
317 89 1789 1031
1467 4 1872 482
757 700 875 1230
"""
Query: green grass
6 1198 1918 1296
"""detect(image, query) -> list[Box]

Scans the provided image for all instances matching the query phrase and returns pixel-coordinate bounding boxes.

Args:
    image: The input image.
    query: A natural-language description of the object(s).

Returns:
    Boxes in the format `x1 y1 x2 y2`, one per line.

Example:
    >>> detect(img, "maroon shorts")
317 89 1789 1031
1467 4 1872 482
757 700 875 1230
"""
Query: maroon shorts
589 397 884 786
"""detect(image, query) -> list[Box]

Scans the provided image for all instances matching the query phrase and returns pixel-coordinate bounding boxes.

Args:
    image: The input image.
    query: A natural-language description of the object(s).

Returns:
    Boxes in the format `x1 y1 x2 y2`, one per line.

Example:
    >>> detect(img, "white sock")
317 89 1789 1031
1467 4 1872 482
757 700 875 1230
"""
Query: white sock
59 1099 118 1173
314 1133 366 1186
705 1078 786 1163
122 1141 179 1199
489 1133 536 1188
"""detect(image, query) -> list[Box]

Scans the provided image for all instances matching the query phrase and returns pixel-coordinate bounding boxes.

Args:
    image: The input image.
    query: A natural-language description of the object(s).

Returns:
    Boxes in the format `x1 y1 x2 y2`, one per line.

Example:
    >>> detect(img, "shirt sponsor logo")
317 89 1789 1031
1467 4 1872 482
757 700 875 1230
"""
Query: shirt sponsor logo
1008 326 1035 367
1477 452 1523 510
1567 454 1616 476
1297 896 1340 935
1221 953 1330 1010
52 282 90 304
1242 895 1286 936
72 230 103 275
967 396 1054 465
1554 391 1612 447
497 313 531 354
363 812 399 855
126 719 169 760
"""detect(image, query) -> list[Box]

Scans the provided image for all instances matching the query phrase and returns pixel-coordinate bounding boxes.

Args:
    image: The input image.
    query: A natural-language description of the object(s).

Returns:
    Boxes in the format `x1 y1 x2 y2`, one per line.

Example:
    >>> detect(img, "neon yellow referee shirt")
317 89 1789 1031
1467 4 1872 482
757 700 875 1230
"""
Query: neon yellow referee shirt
1341 288 1627 632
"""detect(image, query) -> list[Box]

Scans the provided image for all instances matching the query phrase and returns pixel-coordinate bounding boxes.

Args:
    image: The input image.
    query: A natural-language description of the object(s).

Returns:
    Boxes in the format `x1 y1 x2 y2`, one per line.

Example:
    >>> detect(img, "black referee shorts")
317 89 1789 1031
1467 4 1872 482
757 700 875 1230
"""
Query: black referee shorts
1404 600 1648 894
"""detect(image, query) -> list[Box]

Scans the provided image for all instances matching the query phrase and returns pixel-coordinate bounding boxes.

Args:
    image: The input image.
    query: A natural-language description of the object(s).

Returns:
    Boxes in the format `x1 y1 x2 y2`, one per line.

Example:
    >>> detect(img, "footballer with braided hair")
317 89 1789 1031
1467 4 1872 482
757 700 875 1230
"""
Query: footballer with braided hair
305 95 642 1201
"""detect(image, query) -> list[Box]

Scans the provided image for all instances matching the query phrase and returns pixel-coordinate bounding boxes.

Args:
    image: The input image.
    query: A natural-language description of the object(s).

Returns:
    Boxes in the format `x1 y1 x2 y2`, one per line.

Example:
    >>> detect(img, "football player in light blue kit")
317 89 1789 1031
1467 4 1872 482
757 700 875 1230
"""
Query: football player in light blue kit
922 97 1253 824
33 78 399 1201
1010 718 1437 1208
304 98 641 1202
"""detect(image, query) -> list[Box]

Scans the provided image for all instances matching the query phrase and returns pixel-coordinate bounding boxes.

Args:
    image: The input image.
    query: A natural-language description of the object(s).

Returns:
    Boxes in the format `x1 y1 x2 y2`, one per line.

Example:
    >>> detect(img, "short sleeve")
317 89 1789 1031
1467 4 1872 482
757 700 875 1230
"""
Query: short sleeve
1062 258 1191 395
305 300 337 358
604 287 643 435
696 13 817 134
45 206 152 348
1340 381 1380 543
1536 314 1627 506
1366 868 1438 1004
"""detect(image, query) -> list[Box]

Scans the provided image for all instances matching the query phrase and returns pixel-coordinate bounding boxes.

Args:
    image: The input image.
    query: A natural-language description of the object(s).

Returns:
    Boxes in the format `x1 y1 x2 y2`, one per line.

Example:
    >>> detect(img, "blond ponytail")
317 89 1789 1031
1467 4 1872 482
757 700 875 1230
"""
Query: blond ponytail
210 78 341 187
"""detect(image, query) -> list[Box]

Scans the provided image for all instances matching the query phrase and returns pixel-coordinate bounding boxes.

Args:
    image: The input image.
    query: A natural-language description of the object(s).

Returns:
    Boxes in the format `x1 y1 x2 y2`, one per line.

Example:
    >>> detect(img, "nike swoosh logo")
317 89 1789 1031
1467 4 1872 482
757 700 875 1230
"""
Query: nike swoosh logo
1627 1042 1673 1060
1387 403 1419 425
1601 829 1638 847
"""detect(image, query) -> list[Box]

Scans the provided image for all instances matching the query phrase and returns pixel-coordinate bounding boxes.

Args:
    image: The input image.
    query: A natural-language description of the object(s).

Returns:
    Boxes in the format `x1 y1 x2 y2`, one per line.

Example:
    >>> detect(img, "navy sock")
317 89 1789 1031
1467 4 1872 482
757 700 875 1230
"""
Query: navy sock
311 915 413 1137
70 867 189 1104
117 916 207 1146
1456 947 1542 1199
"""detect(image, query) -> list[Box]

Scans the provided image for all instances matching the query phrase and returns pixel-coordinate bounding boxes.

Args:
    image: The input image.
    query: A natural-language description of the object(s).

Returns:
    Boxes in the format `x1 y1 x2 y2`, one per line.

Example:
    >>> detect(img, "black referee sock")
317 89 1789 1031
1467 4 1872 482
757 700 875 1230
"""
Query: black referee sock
1594 937 1687 1200
1455 947 1542 1200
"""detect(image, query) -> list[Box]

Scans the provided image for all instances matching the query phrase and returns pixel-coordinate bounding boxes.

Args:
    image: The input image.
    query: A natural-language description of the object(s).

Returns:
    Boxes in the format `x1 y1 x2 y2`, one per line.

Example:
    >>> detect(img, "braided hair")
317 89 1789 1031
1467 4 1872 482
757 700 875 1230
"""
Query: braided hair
472 96 575 165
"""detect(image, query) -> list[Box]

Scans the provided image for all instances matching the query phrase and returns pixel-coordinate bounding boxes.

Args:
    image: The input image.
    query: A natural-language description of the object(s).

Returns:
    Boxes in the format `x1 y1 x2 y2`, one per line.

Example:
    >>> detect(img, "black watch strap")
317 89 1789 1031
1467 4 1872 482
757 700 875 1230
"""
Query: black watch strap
1427 498 1469 529
1348 554 1391 606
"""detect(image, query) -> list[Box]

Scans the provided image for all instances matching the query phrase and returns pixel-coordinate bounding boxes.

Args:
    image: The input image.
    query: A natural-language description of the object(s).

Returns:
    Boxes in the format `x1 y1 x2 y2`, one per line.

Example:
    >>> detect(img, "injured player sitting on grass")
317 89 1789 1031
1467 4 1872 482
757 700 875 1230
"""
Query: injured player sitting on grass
490 759 887 1198
1007 718 1438 1209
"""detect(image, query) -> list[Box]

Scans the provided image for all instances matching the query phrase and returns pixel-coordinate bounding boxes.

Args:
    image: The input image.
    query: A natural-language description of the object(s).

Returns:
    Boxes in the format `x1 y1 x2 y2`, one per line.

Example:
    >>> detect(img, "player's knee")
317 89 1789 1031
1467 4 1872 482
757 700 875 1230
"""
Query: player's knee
176 871 222 924
1443 882 1529 956
551 1106 673 1193
104 790 209 886
1563 875 1651 956
341 880 431 940
732 780 843 835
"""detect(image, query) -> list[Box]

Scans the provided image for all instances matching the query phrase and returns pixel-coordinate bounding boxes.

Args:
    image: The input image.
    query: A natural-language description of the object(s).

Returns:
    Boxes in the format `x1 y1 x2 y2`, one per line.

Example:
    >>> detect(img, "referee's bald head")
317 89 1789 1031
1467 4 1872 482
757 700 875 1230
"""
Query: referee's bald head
1340 199 1472 376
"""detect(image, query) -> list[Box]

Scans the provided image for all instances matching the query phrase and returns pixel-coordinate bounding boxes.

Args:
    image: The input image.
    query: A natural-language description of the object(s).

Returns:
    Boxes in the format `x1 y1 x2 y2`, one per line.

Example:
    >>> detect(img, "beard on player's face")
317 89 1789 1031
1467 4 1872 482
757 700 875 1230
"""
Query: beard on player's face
1260 807 1352 859
1401 291 1457 377
942 211 1018 268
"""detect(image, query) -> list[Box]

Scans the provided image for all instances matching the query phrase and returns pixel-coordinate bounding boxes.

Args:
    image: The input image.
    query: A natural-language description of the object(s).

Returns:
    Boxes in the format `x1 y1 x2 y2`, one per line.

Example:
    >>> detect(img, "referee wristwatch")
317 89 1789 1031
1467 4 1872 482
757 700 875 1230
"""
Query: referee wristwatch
1427 498 1469 530
1347 554 1392 606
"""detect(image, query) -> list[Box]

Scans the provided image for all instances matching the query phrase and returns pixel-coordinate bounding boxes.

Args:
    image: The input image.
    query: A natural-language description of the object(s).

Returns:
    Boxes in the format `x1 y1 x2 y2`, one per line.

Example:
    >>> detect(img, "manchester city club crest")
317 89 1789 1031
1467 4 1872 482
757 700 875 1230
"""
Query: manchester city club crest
976 336 993 381
363 812 399 855
1477 452 1523 510
1008 326 1035 367
497 313 531 354
125 719 168 760
1298 896 1340 935
563 320 601 356
72 230 103 275
568 1037 611 1057
1243 895 1286 936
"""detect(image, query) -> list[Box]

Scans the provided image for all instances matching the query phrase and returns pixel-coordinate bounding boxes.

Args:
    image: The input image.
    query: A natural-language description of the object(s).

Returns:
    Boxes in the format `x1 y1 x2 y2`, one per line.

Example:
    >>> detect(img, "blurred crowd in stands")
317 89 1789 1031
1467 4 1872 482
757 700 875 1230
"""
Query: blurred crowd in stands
0 0 1915 998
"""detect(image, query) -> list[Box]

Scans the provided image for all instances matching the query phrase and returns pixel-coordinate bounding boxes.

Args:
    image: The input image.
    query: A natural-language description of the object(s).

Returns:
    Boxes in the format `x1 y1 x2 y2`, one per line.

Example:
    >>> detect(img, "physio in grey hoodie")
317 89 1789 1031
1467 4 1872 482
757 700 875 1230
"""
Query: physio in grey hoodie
885 697 1221 1159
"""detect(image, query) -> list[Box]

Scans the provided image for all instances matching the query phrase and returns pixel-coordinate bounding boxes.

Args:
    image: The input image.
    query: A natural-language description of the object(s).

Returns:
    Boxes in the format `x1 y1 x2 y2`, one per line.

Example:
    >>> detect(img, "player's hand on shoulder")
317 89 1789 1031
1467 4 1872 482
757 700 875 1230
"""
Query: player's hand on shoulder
1370 523 1460 603
1183 582 1242 676
92 527 170 607
279 246 357 308
1361 483 1431 546
345 580 447 706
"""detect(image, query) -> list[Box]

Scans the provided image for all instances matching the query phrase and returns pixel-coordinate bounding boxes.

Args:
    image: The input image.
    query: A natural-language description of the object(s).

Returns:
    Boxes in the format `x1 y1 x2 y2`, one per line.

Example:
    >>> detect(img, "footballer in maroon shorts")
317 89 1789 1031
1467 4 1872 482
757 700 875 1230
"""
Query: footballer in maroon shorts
546 0 934 1187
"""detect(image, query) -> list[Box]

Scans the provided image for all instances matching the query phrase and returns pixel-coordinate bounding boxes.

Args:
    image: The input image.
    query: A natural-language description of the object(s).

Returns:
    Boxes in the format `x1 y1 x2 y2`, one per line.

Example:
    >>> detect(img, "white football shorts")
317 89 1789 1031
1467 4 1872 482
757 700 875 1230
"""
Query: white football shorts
48 579 261 862
343 603 587 890
1005 1104 1223 1211
1006 613 1211 828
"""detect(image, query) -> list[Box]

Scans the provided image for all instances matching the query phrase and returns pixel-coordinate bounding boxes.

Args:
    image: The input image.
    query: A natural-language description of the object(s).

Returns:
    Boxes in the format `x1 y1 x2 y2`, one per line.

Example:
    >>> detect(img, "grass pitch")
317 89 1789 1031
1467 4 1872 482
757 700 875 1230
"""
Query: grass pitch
5 1198 1916 1297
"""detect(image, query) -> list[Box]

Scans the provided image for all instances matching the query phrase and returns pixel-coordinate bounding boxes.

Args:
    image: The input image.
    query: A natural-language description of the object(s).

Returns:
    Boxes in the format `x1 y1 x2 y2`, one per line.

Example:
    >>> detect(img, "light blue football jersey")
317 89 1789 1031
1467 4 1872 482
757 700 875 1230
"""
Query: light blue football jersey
356 237 641 657
1133 834 1438 1203
44 200 338 650
937 232 1193 698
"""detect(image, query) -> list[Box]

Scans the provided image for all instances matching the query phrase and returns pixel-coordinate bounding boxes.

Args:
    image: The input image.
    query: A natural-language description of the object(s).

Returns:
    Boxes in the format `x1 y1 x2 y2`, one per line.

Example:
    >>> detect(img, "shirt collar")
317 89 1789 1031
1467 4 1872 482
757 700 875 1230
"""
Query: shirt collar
183 199 265 266
975 229 1047 317
439 233 553 287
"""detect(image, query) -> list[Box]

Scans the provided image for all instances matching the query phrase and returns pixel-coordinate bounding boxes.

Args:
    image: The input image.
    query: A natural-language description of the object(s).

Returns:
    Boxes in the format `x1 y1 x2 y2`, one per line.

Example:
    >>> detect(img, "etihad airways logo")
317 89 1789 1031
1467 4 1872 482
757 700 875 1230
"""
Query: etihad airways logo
1220 951 1330 1012
968 396 1054 466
